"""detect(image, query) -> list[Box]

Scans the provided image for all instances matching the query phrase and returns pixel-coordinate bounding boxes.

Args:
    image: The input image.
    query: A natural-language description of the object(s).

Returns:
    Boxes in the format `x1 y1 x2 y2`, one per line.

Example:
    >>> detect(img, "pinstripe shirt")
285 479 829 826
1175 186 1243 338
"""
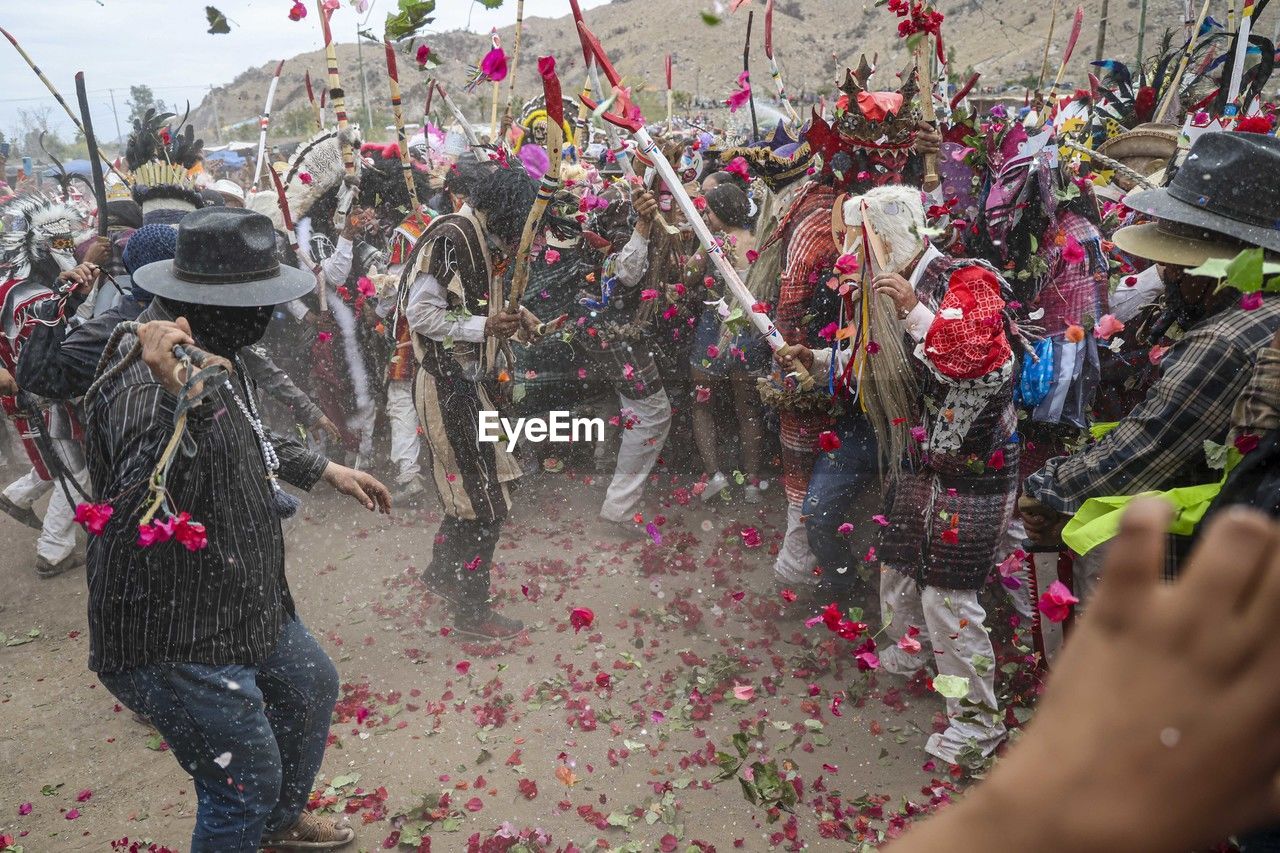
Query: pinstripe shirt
1025 295 1280 514
83 302 329 672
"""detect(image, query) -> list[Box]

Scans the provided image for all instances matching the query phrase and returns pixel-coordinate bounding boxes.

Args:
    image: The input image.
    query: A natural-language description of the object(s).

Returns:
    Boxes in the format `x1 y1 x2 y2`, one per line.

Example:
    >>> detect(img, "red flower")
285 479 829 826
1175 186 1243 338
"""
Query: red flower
1235 433 1260 455
74 502 114 536
1236 114 1276 134
416 44 431 67
817 430 841 452
569 606 595 633
741 526 762 548
693 196 707 211
288 1 307 21
1037 580 1079 623
172 513 208 552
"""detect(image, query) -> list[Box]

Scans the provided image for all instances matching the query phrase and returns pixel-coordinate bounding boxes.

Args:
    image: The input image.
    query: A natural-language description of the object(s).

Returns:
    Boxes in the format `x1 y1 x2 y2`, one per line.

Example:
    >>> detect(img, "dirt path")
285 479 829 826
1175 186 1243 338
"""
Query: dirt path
0 465 958 852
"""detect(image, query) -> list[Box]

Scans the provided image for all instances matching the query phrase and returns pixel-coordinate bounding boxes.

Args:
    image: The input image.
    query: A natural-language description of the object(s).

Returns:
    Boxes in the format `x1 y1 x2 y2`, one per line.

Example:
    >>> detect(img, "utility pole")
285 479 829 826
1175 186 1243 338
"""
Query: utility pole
1094 0 1110 62
208 85 223 144
357 27 374 132
107 88 123 145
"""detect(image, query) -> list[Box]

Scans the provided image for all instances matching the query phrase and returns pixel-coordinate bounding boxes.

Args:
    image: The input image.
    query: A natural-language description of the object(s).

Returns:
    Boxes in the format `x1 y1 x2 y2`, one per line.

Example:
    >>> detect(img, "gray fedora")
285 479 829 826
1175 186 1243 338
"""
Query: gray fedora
1120 131 1280 257
131 207 315 307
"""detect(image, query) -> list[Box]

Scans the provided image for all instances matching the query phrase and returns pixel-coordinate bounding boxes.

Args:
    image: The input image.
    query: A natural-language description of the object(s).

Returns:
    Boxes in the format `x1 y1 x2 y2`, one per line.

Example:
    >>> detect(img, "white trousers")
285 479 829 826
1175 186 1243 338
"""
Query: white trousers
3 439 88 563
599 389 671 522
877 567 1006 764
773 502 818 587
385 379 422 484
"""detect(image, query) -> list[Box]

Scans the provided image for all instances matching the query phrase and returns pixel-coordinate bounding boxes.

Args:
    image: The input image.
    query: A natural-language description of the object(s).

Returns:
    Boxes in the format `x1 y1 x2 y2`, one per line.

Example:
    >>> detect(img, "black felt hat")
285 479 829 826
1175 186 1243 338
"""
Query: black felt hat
131 207 314 307
1116 131 1280 262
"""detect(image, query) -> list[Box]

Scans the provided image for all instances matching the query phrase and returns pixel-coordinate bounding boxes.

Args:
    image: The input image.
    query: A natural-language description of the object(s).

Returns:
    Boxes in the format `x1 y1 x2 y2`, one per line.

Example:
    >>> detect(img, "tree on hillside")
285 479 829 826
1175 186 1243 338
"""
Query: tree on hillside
126 84 169 127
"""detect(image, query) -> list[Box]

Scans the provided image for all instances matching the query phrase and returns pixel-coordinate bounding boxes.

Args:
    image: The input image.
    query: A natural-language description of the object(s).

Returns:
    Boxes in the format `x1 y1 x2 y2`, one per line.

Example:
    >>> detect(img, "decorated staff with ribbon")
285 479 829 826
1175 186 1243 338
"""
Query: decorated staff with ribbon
764 0 801 125
252 60 285 188
1044 5 1086 111
383 39 419 209
572 11 811 390
316 0 357 228
305 69 325 132
1 26 127 184
507 57 566 313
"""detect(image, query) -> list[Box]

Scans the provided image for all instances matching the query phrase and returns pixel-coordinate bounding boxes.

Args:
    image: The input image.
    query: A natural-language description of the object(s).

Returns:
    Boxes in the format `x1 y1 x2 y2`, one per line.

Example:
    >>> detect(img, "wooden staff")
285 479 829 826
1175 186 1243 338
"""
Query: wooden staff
665 53 674 131
317 0 357 226
253 60 285 188
269 166 327 312
1037 0 1061 92
1154 0 1213 121
508 56 565 313
0 27 127 184
502 0 526 133
436 82 485 151
422 77 436 168
744 11 760 141
383 40 419 209
915 36 940 188
1044 6 1085 110
572 68 592 160
764 0 801 125
305 70 324 132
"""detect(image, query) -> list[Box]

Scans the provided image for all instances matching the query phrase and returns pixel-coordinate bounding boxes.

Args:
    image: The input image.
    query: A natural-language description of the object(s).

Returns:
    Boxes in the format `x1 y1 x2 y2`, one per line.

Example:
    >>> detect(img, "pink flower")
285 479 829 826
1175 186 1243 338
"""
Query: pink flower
732 683 755 701
987 448 1006 470
75 789 92 803
1235 433 1260 455
74 502 114 536
693 196 708 212
724 70 752 113
569 606 595 633
866 340 881 354
1094 313 1125 340
896 631 922 654
1241 291 1264 311
741 527 762 548
65 808 80 820
622 363 635 380
705 345 720 359
745 250 759 264
18 802 32 816
172 513 208 552
456 660 471 675
864 546 877 563
544 248 561 265
577 368 588 380
837 522 855 536
997 549 1026 591
1061 235 1085 265
834 253 859 275
137 518 174 547
287 0 307 20
480 46 508 82
1149 344 1169 365
910 425 927 443
871 514 889 527
1037 580 1079 623
317 331 333 343
817 431 841 452
854 650 880 671
297 172 313 185
356 275 375 297
640 288 659 301
818 322 838 342
694 385 711 403
416 44 431 67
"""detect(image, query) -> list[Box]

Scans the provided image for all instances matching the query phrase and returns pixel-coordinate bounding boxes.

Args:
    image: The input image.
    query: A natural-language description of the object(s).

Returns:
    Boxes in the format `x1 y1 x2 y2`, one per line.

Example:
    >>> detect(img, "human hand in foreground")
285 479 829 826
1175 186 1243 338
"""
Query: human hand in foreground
0 367 17 396
774 343 814 373
887 500 1280 853
58 261 101 296
138 318 234 399
309 414 342 443
322 462 391 514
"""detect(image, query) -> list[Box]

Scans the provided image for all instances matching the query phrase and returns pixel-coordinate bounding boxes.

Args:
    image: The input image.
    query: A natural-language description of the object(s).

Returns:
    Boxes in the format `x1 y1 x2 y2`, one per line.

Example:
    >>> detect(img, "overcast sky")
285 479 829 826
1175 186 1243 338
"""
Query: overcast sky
0 0 612 146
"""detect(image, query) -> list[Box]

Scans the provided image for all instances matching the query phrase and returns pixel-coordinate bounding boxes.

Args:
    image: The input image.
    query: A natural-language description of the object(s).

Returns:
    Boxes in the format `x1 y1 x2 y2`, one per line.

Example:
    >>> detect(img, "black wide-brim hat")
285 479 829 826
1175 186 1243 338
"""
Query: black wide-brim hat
132 207 315 307
1120 131 1280 258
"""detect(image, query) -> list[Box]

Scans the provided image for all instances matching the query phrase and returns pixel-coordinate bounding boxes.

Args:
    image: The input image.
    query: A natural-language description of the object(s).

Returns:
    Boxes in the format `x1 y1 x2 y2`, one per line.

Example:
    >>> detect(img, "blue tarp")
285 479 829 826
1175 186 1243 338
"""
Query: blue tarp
43 159 92 177
205 149 246 168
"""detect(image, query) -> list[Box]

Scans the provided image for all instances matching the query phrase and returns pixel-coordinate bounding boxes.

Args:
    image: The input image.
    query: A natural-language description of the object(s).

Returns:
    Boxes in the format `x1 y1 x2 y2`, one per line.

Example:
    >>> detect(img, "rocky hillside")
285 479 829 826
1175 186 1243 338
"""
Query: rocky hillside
190 0 1185 145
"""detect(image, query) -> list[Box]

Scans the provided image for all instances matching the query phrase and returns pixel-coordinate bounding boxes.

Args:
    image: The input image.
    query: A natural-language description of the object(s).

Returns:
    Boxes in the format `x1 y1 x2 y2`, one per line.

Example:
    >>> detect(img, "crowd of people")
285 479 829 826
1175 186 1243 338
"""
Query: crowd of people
2 5 1280 850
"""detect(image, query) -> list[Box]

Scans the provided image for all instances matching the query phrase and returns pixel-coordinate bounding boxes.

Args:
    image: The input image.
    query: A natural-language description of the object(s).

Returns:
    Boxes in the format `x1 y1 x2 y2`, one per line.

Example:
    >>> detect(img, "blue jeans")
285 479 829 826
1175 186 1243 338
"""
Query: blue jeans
98 617 339 853
803 414 879 590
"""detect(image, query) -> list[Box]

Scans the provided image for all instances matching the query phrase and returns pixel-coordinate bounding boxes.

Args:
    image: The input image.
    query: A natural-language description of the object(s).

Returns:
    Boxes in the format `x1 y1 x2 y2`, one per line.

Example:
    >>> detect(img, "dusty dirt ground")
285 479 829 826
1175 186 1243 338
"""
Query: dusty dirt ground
0 455 967 852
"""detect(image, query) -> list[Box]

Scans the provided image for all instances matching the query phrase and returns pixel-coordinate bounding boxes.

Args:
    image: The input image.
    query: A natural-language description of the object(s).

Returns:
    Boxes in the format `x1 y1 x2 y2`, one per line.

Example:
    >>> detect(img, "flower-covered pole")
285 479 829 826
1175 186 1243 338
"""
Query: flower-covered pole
382 39 420 210
764 0 801 125
316 0 357 228
252 60 285 188
507 56 566 313
574 15 813 389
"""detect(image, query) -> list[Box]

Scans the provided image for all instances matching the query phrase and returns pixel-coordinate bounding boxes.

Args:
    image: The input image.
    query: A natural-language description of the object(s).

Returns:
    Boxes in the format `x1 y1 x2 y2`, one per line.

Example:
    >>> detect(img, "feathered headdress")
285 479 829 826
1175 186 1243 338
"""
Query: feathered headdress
0 192 90 279
250 126 363 231
123 107 205 221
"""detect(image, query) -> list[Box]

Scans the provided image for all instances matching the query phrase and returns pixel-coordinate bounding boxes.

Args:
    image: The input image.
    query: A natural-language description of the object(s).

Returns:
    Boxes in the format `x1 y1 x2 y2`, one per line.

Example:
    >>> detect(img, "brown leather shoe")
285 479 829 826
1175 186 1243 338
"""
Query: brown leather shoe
35 552 84 579
260 812 355 850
